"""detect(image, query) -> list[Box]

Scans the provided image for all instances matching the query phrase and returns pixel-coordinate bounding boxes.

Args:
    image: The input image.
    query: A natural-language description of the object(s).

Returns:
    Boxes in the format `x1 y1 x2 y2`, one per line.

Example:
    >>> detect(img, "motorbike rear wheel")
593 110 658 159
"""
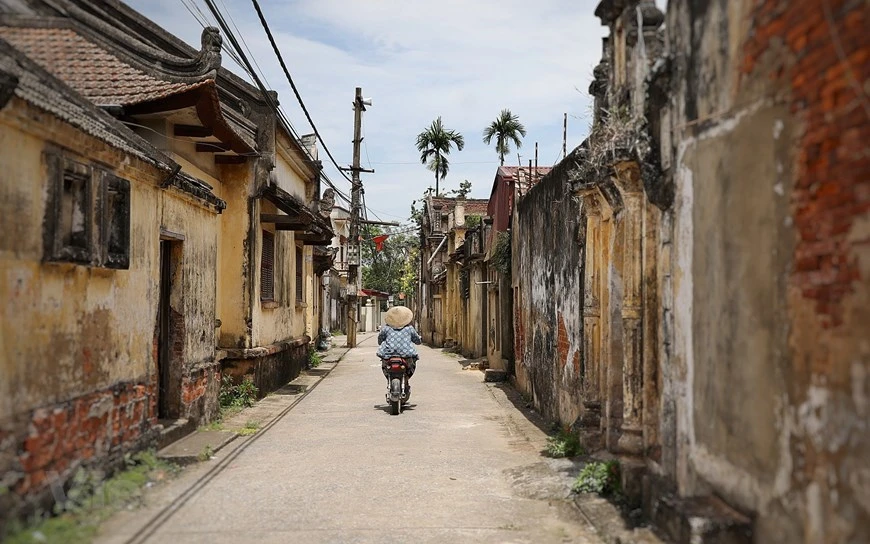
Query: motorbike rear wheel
390 378 402 415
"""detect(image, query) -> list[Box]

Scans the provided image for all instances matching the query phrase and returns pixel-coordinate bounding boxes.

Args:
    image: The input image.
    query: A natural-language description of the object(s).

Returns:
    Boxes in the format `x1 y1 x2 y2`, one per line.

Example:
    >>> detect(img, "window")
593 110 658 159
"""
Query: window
57 162 92 263
295 246 304 302
44 149 130 269
261 230 275 301
102 175 130 269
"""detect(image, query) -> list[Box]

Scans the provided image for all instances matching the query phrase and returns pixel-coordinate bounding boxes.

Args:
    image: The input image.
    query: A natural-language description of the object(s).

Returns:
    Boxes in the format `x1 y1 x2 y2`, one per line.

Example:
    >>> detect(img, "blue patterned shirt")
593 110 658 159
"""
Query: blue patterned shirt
377 325 422 358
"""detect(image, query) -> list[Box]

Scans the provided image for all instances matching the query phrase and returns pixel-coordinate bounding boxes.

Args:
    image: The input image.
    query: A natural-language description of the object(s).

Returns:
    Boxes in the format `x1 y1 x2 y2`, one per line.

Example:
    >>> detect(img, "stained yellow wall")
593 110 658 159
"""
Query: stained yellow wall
0 98 220 420
251 140 313 347
216 161 252 349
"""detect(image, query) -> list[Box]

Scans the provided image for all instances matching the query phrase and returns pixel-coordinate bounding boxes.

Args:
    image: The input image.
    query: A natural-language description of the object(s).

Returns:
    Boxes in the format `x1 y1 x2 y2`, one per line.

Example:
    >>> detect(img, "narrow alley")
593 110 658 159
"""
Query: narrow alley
94 336 611 544
1 0 867 542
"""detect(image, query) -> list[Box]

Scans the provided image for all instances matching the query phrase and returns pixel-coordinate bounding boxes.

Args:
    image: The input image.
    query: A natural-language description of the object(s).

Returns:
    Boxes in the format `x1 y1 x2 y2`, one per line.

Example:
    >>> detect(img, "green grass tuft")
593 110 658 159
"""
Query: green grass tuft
572 460 621 496
545 428 584 458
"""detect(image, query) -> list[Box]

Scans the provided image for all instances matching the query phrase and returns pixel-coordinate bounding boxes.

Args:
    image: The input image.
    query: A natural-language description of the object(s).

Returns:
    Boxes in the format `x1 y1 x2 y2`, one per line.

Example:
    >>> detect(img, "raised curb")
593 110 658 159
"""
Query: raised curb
157 335 366 465
157 430 236 465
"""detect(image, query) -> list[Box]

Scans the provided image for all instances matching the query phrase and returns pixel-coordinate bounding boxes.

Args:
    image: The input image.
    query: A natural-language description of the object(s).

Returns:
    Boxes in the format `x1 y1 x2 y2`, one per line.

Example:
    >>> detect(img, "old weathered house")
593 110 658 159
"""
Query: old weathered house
417 196 488 348
221 121 333 392
325 205 351 333
487 165 550 372
0 28 229 522
451 223 487 358
0 0 332 526
514 0 869 542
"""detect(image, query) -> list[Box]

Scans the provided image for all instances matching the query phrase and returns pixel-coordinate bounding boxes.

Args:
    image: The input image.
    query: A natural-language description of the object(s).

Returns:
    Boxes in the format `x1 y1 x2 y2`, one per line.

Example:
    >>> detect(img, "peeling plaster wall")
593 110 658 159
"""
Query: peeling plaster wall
216 161 252 349
665 0 870 540
0 98 221 520
251 202 306 347
515 171 584 425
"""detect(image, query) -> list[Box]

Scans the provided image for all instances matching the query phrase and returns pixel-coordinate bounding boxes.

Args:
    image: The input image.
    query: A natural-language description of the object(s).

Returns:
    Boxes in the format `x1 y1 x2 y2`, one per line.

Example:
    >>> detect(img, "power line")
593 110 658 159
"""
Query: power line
201 0 353 205
366 161 496 165
249 0 356 188
218 0 272 90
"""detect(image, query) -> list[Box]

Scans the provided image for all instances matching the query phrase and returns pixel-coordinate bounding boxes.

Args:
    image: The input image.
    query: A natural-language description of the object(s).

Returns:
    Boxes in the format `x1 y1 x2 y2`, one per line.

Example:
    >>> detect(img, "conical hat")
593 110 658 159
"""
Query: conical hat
385 306 414 328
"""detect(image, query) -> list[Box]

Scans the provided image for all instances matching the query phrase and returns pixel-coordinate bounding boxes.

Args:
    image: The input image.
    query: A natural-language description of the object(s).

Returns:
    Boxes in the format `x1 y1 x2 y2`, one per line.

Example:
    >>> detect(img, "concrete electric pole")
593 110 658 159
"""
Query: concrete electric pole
345 87 371 348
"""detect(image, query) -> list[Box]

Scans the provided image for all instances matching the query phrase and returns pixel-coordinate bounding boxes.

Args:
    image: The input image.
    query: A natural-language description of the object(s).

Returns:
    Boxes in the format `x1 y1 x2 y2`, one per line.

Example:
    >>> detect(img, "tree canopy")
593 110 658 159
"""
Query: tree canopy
415 116 464 196
483 109 526 165
361 226 419 296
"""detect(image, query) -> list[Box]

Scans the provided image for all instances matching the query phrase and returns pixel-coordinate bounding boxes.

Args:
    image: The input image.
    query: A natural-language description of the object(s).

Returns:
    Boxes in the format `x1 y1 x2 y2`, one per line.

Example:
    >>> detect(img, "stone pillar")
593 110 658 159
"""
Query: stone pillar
614 161 645 455
599 181 625 452
579 192 605 449
642 201 661 461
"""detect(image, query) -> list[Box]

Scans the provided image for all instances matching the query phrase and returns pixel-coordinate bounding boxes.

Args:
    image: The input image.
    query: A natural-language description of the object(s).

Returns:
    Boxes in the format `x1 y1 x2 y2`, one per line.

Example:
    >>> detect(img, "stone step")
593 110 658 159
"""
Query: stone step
652 494 752 544
484 369 509 382
157 429 236 465
155 418 195 451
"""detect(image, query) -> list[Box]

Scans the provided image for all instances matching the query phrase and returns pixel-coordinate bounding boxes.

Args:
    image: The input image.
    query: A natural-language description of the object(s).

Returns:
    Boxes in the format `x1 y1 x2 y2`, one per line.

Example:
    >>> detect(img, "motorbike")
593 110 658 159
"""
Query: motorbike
383 356 411 415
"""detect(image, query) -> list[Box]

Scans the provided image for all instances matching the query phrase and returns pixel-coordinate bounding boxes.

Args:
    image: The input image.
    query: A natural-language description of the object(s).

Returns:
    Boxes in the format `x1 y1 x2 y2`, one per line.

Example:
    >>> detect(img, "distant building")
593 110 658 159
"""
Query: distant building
486 166 551 371
326 205 351 333
417 196 488 347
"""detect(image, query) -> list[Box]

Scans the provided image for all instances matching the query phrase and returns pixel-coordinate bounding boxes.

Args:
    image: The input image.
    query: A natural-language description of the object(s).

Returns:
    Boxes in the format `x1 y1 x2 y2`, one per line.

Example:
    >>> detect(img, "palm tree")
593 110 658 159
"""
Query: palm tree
483 109 526 165
415 117 465 196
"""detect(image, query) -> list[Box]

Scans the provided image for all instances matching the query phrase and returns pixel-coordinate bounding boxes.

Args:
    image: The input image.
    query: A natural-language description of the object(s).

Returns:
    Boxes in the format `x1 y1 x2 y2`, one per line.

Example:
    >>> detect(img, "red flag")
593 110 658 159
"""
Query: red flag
373 234 389 251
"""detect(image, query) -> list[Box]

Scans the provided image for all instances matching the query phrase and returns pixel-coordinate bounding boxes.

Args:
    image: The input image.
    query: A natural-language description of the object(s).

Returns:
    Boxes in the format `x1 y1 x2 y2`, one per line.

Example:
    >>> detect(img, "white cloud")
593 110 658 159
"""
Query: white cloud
126 0 628 221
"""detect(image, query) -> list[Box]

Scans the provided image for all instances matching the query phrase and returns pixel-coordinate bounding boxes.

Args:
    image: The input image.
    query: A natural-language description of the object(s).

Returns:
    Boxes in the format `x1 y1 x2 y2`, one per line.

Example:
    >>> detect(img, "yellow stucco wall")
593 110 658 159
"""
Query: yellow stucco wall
216 161 253 349
0 99 221 420
250 144 313 347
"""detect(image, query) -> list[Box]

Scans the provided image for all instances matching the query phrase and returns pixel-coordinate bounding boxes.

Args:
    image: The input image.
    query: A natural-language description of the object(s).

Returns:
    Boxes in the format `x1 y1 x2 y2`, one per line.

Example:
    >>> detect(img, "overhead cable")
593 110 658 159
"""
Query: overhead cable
201 0 352 204
249 0 356 187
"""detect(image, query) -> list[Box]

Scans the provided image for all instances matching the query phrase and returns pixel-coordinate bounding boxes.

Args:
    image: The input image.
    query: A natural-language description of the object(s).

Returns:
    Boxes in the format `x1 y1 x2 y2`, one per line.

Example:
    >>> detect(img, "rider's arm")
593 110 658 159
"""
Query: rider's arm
378 328 387 344
410 327 422 345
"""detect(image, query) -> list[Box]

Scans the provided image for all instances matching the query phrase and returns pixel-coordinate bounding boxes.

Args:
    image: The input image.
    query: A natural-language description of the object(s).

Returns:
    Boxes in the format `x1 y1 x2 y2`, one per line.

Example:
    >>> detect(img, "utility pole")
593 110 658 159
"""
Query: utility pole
345 87 370 348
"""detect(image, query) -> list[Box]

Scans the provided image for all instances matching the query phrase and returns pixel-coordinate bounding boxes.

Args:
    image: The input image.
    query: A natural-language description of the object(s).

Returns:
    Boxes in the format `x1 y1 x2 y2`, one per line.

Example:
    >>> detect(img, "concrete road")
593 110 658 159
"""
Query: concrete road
100 336 604 544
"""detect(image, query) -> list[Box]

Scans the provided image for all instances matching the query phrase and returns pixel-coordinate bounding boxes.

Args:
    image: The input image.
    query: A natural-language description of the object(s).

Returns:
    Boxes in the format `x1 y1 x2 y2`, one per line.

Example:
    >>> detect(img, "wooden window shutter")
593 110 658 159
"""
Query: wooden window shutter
261 231 275 301
102 174 130 269
295 246 304 302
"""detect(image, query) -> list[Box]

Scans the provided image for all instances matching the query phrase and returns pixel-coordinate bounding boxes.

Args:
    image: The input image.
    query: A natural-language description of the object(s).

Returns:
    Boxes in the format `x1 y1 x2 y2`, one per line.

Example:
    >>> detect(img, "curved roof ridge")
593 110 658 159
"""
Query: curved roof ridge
35 0 222 83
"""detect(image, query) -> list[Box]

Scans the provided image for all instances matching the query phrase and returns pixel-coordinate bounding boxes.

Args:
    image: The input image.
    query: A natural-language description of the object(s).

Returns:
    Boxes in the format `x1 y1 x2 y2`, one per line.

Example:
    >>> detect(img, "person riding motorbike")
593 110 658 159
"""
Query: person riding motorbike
377 306 421 400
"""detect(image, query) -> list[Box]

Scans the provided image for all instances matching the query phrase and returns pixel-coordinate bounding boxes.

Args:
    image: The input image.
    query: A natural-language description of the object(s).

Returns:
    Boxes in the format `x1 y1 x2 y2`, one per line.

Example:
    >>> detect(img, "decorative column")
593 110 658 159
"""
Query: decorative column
579 192 605 449
614 161 645 455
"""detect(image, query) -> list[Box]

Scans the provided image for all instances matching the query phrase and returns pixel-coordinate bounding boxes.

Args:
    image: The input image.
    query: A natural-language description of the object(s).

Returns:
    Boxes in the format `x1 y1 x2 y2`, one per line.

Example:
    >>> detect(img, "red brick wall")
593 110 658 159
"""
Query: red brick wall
12 381 156 497
557 314 570 369
739 0 869 540
742 0 869 330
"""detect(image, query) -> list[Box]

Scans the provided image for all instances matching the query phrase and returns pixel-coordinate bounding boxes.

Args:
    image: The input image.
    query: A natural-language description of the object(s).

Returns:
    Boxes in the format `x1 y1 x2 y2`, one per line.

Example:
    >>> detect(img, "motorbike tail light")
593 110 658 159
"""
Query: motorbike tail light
390 364 403 371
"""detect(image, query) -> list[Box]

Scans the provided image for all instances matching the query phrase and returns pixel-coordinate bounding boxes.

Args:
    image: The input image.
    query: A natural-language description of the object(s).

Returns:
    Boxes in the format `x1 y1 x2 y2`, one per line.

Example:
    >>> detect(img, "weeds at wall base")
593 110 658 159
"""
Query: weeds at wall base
4 450 178 544
308 348 323 368
544 428 584 458
219 375 258 410
572 460 621 496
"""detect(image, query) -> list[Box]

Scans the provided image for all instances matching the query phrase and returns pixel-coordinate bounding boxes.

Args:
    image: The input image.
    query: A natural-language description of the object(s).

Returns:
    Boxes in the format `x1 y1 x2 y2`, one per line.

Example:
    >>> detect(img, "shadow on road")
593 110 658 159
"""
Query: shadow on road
372 403 417 414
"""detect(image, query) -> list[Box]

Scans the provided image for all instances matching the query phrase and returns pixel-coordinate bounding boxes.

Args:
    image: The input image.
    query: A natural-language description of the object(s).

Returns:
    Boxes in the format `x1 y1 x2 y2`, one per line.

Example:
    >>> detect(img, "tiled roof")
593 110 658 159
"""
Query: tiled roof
0 26 203 106
496 166 553 193
0 37 227 212
0 37 170 168
430 197 489 216
497 166 553 180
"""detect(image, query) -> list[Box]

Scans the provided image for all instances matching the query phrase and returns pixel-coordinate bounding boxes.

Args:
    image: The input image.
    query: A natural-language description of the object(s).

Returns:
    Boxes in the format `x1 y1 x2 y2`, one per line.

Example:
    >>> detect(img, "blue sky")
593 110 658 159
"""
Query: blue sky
126 0 665 224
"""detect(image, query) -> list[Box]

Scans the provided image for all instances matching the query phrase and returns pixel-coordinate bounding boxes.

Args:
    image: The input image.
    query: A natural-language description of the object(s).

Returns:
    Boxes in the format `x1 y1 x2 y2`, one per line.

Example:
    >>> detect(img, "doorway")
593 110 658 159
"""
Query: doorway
157 237 183 420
